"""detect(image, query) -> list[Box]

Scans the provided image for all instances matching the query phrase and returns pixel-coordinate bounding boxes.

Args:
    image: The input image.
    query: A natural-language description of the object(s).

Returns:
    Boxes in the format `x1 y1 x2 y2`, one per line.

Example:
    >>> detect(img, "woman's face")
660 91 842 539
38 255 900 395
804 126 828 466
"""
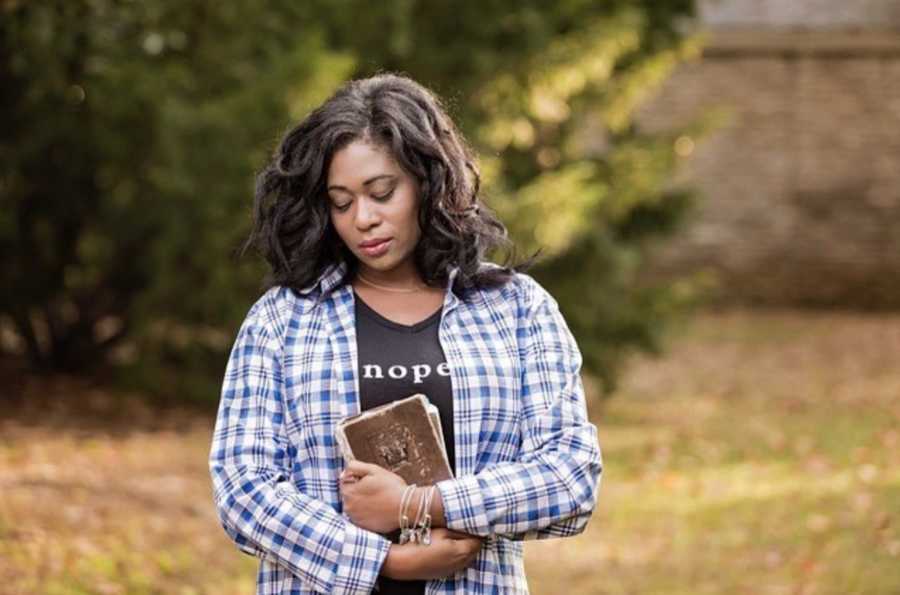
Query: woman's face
326 139 423 283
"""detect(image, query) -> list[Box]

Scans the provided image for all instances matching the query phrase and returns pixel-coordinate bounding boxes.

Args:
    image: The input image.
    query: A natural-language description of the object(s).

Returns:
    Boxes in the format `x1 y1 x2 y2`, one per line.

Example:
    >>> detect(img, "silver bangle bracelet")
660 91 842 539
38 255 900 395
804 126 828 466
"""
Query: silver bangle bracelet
398 483 417 545
419 485 436 546
411 486 428 544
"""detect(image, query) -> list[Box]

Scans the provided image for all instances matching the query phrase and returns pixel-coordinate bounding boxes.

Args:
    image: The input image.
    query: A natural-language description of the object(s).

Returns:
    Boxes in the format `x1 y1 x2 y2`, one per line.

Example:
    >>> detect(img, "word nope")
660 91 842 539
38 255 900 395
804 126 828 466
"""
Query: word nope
361 362 452 384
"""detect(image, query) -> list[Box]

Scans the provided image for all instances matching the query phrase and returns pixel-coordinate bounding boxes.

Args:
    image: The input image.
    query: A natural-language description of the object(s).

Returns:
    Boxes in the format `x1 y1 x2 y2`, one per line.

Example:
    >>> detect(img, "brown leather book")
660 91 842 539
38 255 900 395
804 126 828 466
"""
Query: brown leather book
336 393 454 484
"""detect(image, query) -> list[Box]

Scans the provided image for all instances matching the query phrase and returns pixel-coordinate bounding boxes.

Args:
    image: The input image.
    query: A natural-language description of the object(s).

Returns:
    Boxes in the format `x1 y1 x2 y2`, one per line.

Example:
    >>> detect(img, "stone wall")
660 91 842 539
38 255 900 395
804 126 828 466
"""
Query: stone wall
633 1 900 308
698 0 900 29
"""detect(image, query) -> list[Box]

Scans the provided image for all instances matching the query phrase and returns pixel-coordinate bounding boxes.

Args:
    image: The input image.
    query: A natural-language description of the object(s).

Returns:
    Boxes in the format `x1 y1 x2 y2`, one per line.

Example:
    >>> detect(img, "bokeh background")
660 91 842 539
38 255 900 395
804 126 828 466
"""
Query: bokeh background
2 1 899 593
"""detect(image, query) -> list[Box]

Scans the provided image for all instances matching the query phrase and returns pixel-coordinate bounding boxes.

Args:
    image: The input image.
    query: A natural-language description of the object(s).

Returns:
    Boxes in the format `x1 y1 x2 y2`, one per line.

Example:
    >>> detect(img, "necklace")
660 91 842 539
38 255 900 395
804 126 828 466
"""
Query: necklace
356 272 427 293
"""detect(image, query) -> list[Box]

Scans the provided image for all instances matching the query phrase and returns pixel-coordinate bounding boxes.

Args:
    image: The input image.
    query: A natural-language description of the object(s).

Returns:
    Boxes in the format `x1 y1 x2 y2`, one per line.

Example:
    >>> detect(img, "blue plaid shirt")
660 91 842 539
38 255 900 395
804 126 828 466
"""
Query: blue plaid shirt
209 260 603 594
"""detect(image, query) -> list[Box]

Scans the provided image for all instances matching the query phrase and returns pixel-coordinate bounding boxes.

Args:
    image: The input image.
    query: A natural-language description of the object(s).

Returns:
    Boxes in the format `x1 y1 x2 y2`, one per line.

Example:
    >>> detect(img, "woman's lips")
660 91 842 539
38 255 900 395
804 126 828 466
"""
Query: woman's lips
359 238 391 257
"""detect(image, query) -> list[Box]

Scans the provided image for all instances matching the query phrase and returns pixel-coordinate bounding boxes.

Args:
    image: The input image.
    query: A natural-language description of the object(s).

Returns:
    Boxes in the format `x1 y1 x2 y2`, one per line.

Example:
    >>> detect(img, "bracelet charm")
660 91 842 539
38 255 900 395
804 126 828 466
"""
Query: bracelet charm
398 484 417 545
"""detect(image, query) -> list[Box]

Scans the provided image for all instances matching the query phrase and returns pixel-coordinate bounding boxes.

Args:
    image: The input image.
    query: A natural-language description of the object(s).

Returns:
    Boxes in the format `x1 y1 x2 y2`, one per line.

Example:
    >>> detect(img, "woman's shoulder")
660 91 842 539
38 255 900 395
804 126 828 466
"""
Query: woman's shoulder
239 285 310 341
475 261 556 312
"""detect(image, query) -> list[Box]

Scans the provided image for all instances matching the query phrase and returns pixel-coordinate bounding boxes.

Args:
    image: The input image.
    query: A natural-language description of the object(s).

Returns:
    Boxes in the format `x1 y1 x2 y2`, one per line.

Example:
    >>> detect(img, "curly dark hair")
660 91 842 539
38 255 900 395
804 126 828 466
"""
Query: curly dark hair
241 71 539 301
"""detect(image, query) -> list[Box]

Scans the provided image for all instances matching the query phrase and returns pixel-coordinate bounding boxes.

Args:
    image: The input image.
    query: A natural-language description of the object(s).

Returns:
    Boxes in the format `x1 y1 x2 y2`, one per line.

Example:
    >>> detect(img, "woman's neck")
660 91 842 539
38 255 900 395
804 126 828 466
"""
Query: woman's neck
355 264 424 291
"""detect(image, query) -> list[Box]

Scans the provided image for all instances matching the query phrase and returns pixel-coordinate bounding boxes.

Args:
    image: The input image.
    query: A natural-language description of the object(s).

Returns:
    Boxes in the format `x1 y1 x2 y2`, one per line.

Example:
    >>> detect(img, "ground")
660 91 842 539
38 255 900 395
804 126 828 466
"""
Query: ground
1 308 898 594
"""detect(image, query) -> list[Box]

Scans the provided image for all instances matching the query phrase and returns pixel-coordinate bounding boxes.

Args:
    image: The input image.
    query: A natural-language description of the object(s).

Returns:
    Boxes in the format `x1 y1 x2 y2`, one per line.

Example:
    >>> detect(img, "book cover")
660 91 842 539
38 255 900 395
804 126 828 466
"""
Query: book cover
336 393 453 485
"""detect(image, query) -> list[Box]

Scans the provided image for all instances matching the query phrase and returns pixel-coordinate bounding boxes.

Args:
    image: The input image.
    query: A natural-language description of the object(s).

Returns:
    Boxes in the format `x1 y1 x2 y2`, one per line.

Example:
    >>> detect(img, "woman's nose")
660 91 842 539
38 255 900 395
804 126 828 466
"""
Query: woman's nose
354 197 381 229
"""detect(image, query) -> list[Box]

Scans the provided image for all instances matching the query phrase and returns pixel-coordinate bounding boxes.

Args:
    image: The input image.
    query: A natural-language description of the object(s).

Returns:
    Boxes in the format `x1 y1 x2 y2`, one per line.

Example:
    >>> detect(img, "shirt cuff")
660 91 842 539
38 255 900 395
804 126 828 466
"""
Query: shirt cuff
333 521 392 594
435 474 490 536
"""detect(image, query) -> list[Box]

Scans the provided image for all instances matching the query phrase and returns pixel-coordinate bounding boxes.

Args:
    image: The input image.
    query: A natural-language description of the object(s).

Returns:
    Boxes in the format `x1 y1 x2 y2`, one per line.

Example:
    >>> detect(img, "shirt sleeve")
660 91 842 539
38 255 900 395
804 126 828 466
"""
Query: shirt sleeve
435 289 603 539
208 305 391 594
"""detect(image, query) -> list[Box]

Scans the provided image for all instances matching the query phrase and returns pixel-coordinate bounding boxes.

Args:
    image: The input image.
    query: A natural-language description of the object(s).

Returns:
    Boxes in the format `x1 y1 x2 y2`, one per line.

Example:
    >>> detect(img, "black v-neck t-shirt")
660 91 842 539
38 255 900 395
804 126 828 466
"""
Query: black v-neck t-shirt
353 291 456 594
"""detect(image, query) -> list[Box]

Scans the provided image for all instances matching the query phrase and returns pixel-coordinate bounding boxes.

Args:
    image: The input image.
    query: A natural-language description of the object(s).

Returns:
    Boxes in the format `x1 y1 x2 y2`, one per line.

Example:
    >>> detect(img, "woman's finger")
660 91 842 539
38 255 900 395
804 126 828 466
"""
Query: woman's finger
344 460 381 477
442 529 481 540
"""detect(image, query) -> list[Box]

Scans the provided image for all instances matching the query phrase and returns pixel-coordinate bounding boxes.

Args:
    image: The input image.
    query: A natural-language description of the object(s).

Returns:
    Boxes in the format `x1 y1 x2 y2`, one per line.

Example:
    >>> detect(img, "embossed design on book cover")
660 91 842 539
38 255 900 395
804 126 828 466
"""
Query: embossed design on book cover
337 393 453 484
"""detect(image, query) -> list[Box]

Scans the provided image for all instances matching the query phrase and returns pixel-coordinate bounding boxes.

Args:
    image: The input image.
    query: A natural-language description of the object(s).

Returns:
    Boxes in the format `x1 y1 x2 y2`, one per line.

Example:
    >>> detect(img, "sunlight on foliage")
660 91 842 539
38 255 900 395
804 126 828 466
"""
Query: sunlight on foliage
493 161 609 258
2 1 711 400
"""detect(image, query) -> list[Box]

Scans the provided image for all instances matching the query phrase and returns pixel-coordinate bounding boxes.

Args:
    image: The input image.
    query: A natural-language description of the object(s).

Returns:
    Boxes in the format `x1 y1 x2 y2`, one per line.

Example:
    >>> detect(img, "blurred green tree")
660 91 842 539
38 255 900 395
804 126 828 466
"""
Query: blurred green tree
1 1 352 397
1 0 714 403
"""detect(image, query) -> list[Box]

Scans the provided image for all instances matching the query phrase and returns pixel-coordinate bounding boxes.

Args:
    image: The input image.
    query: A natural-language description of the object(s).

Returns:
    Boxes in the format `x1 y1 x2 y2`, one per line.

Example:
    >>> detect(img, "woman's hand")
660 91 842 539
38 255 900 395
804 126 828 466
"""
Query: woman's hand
339 460 407 534
381 528 485 580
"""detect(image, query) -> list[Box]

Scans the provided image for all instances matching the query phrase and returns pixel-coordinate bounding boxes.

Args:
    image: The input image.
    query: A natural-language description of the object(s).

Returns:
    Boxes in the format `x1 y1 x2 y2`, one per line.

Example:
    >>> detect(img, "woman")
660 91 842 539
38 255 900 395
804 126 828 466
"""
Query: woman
209 72 602 594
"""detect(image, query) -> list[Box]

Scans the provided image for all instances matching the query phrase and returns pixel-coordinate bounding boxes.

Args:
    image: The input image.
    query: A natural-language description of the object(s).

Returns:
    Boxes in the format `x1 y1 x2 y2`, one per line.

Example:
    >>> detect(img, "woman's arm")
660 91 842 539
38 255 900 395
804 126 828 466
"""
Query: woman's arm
338 287 602 541
209 305 391 594
380 528 483 580
431 290 602 539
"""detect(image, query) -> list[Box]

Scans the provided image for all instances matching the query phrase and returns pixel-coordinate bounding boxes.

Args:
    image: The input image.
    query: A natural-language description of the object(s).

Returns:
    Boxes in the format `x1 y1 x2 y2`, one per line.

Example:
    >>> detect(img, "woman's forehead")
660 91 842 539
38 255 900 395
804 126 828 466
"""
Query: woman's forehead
327 140 402 187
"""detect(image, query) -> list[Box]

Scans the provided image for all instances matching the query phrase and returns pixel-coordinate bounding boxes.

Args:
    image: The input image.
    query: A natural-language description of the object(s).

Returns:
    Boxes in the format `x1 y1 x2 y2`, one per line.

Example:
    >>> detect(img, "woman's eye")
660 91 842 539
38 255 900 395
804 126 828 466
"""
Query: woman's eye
331 189 392 212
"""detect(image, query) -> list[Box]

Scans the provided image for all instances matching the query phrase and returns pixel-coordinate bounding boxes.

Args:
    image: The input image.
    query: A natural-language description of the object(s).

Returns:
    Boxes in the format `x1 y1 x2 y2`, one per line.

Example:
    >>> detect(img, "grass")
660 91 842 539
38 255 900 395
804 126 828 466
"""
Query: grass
524 308 900 595
1 307 898 594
